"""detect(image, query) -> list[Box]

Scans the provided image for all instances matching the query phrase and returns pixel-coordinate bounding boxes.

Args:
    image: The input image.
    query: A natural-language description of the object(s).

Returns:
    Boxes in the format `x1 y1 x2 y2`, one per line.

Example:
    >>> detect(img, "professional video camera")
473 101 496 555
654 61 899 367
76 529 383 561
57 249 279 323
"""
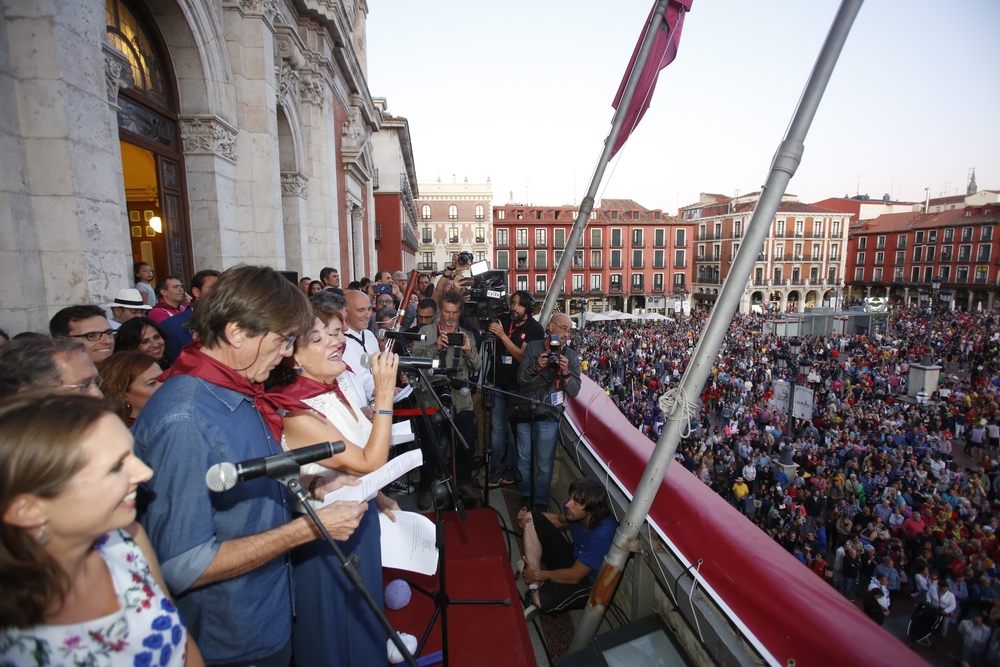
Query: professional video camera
463 261 509 324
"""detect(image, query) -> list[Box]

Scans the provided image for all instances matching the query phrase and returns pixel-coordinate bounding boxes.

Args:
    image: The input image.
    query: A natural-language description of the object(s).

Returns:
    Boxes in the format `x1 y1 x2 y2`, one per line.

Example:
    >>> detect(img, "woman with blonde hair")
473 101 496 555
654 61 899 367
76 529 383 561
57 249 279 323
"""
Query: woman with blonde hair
0 392 202 666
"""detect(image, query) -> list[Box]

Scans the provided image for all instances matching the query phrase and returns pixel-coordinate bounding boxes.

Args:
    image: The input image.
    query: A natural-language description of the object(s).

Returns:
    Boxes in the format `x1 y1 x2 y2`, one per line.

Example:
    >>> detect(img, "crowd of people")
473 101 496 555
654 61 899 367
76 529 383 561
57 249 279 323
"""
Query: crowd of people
573 307 1000 663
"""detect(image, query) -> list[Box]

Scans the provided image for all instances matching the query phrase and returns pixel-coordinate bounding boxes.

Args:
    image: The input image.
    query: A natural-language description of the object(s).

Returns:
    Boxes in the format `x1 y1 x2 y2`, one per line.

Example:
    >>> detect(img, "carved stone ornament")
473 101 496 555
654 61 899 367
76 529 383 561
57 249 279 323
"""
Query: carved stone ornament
341 105 365 151
236 0 282 25
179 116 238 164
102 43 129 108
299 75 325 106
281 172 309 198
276 60 299 105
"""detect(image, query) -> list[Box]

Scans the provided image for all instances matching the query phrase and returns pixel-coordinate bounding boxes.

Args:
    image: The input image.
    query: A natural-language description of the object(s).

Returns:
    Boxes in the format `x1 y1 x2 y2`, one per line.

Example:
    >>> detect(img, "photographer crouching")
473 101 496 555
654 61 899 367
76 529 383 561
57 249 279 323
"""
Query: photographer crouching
515 313 581 512
411 291 482 505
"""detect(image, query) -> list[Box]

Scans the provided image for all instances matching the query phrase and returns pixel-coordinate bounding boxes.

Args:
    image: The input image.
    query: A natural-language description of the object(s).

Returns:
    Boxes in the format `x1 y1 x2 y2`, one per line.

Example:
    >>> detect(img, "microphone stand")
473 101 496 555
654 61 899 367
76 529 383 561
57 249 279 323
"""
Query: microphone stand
268 459 418 667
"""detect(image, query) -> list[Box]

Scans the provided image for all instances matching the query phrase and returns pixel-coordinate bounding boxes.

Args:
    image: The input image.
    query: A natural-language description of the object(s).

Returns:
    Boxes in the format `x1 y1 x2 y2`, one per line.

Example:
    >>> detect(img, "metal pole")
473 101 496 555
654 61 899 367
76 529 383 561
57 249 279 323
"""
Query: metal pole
538 0 671 327
569 0 864 652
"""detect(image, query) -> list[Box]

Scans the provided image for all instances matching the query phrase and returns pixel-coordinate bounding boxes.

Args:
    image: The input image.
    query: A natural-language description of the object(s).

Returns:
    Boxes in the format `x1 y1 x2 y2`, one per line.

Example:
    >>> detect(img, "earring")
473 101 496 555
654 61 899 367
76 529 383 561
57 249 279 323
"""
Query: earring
125 401 132 412
35 522 51 545
296 366 304 374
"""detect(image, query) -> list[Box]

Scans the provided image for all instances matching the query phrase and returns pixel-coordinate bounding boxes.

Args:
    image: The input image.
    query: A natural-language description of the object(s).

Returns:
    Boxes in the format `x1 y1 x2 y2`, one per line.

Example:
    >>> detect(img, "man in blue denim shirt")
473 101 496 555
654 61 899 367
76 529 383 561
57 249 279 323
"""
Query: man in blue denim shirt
134 266 366 666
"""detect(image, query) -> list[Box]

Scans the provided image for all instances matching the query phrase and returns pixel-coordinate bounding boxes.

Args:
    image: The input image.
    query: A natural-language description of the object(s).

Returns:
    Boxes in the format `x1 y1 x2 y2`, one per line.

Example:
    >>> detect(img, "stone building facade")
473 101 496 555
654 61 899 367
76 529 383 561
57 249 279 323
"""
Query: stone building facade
370 97 418 274
414 178 493 274
1 0 381 333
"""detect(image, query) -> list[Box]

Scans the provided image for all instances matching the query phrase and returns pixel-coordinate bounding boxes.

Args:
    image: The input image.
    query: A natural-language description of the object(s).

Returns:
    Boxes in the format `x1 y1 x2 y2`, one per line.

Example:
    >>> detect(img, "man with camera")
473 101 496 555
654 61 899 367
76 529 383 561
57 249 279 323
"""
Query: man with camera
516 313 581 511
411 291 482 504
486 291 544 488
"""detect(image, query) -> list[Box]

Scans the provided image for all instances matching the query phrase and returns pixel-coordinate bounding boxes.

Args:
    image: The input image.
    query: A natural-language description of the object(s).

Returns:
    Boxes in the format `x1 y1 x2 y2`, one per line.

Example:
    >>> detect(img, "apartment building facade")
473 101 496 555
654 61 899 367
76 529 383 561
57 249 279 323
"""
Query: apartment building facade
414 178 493 273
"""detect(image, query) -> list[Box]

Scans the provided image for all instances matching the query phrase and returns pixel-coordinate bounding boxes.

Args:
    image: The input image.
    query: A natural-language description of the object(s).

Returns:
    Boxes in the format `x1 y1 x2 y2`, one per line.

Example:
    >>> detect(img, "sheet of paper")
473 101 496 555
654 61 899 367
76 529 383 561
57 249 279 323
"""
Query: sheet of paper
379 510 438 576
390 420 414 446
320 449 423 506
392 385 414 403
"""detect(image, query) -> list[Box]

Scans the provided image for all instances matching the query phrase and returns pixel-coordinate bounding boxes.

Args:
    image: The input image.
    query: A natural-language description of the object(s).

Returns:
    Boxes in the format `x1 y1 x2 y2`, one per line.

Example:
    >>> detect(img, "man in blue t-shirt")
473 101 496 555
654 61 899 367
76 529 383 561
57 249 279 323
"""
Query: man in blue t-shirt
516 478 617 620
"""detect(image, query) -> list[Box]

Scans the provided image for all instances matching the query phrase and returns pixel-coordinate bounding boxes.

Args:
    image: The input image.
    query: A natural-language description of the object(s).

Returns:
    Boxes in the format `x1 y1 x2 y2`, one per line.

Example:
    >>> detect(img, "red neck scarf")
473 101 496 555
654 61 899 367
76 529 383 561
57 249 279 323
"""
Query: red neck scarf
159 341 306 443
269 375 354 416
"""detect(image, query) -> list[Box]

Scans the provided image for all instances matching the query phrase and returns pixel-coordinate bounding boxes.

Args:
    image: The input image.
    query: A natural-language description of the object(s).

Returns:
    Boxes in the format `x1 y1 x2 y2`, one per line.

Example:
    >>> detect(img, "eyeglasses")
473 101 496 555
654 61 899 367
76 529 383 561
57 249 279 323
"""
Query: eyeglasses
68 329 114 342
62 376 104 392
275 333 297 350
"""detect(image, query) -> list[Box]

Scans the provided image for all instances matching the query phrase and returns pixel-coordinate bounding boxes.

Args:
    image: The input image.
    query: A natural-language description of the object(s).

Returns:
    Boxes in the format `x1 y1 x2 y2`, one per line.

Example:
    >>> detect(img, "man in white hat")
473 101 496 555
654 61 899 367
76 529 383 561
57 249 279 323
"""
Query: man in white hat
107 287 152 331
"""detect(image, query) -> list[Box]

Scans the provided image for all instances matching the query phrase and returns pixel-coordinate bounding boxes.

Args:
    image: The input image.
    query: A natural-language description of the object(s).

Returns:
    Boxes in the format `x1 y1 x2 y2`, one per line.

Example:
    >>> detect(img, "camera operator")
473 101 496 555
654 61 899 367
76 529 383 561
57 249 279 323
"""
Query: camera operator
486 291 544 488
516 313 581 511
411 291 482 505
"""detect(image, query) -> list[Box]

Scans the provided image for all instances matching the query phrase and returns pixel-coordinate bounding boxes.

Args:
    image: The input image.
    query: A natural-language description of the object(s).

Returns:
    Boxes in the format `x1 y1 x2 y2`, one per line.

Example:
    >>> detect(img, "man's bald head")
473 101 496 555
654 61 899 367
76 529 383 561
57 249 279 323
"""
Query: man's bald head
344 289 373 332
548 313 573 339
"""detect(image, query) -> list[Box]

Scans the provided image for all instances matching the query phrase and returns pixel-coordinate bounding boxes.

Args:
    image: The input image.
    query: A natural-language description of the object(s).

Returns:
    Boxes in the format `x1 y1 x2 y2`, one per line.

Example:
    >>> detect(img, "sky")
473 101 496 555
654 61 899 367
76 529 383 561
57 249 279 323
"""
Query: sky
366 0 1000 215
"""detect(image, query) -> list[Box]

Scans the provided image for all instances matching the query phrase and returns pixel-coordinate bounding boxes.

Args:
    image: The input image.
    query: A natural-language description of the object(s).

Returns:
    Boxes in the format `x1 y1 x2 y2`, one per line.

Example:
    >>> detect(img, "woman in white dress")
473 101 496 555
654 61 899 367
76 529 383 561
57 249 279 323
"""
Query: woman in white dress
269 306 399 667
0 392 203 667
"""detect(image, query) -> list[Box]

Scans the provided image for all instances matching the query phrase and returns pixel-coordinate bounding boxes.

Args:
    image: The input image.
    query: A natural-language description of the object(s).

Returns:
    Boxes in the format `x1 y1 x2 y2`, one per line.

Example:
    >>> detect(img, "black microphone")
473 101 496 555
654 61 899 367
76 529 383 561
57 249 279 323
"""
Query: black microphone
360 353 439 370
376 328 426 342
205 441 345 492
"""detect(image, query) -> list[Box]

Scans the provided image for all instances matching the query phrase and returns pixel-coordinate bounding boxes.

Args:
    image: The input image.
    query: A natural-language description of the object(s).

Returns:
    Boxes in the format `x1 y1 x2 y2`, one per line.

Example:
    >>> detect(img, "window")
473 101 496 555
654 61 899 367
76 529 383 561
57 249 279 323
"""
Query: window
913 247 923 262
448 205 458 221
590 210 597 220
830 244 839 260
911 266 920 282
941 245 952 262
675 228 686 246
673 273 686 287
590 274 602 291
653 273 664 291
810 266 819 282
535 275 546 293
554 250 563 266
475 205 484 221
858 237 867 249
793 243 802 260
962 227 973 242
611 250 622 269
496 250 509 269
554 228 566 248
610 274 622 291
854 267 864 282
916 231 925 243
572 274 584 292
794 220 804 237
959 245 972 262
448 226 459 244
674 249 686 268
733 220 742 238
516 228 528 247
925 246 935 262
476 251 485 262
895 251 905 266
773 267 782 283
653 249 664 268
715 222 722 238
535 210 542 220
811 244 821 260
832 220 841 237
590 249 602 268
924 266 933 283
611 229 622 247
928 230 937 242
976 266 989 284
516 275 528 292
611 210 618 220
554 210 562 220
535 228 546 247
421 204 431 221
897 235 907 248
516 250 528 269
856 251 865 265
774 245 784 260
874 252 884 265
939 265 950 280
422 251 433 265
894 267 904 281
573 250 584 268
982 226 994 241
422 227 432 243
776 220 785 236
944 228 954 242
828 266 837 283
534 249 547 269
630 211 639 220
496 228 509 247
957 265 969 283
713 244 721 261
632 249 643 268
876 236 886 249
812 220 822 237
475 226 485 244
654 228 665 247
631 273 644 290
873 267 883 282
496 209 506 220
977 244 991 262
590 228 602 247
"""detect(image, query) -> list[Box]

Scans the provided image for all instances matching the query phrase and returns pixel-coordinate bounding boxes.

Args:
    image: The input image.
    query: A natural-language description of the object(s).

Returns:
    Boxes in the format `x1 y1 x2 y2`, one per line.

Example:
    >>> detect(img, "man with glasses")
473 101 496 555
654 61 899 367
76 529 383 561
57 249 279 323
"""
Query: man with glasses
0 337 103 398
49 304 115 363
516 313 581 512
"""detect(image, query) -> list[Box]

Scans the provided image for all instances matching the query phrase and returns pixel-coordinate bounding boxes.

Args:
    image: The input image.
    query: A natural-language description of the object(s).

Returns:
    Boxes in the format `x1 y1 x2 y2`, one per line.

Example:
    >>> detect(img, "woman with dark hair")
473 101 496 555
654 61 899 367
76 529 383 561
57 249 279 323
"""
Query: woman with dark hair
307 280 324 296
269 305 399 666
98 351 163 427
114 317 167 369
0 391 203 666
133 262 156 306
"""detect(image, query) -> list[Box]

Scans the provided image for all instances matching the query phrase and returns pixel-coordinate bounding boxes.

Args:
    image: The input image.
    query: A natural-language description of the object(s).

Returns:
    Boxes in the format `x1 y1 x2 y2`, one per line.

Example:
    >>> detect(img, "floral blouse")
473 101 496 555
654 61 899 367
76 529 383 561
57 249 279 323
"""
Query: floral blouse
0 529 187 667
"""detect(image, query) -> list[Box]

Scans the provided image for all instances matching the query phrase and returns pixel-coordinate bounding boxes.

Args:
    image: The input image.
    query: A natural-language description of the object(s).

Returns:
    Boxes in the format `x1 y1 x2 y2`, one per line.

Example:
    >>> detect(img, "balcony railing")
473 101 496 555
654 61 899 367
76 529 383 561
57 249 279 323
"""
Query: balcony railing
652 285 665 293
757 254 767 262
975 276 989 284
631 284 645 293
773 254 785 261
417 262 436 271
573 286 585 293
940 254 952 262
475 237 485 244
654 241 665 248
958 254 972 263
609 284 623 293
535 261 547 270
674 262 687 269
753 278 767 286
632 240 645 248
495 241 509 249
515 240 529 248
978 254 992 263
590 262 603 270
696 233 717 241
632 263 645 269
590 287 604 294
828 254 840 261
554 239 566 249
698 277 721 285
793 254 803 261
675 240 688 248
732 230 744 239
956 275 969 284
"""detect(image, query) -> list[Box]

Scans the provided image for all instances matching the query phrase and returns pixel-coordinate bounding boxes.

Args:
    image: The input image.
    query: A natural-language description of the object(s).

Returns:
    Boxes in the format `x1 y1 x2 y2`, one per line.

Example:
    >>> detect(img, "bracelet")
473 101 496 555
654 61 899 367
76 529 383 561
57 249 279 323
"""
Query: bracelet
446 265 456 272
375 409 394 416
308 475 321 499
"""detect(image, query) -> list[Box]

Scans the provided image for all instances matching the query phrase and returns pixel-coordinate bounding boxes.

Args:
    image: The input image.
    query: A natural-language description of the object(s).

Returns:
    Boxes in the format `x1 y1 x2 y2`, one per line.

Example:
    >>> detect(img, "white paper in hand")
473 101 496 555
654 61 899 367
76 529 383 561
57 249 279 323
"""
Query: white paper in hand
379 511 438 575
320 449 422 506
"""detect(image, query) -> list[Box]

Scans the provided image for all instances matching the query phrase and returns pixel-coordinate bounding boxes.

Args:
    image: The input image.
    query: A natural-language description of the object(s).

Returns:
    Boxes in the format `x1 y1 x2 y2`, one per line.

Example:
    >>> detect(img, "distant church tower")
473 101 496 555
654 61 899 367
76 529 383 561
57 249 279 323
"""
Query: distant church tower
968 168 978 196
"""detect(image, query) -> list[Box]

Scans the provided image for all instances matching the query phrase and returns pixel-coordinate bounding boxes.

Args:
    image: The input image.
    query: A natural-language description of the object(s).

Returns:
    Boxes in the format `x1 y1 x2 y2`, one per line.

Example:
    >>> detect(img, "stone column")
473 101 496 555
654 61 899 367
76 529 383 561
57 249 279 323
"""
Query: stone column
280 171 309 271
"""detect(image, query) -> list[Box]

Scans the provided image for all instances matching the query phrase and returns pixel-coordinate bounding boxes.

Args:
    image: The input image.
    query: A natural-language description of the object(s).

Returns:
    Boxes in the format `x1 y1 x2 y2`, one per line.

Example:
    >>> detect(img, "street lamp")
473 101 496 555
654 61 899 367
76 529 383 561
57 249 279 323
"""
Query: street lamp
920 276 947 365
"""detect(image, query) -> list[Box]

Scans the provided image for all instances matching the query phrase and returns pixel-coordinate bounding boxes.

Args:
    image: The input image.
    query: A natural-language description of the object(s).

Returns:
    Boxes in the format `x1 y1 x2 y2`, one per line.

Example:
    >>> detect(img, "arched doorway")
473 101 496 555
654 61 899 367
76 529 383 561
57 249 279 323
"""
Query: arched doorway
805 290 818 308
107 0 193 285
787 290 800 312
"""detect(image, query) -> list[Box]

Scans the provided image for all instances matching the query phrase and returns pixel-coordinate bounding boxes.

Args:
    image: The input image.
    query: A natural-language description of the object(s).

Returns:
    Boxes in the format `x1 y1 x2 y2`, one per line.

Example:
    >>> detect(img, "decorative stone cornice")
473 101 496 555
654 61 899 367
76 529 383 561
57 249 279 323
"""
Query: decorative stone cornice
179 116 238 164
226 0 282 29
281 172 308 198
276 60 299 106
299 74 325 107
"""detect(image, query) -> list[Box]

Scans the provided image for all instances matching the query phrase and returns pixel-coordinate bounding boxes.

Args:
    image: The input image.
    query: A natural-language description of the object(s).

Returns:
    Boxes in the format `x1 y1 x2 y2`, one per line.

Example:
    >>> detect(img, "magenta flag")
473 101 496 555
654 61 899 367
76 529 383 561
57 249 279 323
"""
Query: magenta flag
611 0 692 157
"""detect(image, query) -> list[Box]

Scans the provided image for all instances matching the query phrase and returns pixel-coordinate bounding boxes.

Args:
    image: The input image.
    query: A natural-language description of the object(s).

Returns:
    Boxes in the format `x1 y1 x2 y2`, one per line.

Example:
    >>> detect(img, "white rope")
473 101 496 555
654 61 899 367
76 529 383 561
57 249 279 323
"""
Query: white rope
658 386 696 438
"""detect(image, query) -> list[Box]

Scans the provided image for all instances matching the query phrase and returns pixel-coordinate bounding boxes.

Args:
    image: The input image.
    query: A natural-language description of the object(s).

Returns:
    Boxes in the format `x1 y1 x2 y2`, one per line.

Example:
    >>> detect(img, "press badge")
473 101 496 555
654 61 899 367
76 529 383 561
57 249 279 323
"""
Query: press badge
550 391 564 406
501 355 513 365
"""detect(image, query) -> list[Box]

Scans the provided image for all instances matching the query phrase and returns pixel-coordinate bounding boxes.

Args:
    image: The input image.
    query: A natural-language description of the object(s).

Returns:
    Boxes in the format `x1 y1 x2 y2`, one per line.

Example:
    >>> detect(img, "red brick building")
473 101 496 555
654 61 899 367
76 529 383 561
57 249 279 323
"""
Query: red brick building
491 199 695 315
371 100 419 273
845 201 1000 310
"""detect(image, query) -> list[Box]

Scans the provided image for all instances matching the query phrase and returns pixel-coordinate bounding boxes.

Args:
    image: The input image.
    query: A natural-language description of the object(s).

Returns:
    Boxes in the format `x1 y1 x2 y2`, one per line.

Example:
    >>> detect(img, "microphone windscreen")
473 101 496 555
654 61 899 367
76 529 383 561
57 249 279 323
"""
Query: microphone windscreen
206 462 238 492
376 328 387 340
360 353 372 369
458 387 471 398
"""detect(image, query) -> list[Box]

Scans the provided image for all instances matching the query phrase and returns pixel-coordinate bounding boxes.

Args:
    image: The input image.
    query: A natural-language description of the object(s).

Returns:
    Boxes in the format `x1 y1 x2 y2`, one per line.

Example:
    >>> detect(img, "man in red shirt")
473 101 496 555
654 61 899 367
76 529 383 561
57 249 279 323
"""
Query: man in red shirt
148 275 190 324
